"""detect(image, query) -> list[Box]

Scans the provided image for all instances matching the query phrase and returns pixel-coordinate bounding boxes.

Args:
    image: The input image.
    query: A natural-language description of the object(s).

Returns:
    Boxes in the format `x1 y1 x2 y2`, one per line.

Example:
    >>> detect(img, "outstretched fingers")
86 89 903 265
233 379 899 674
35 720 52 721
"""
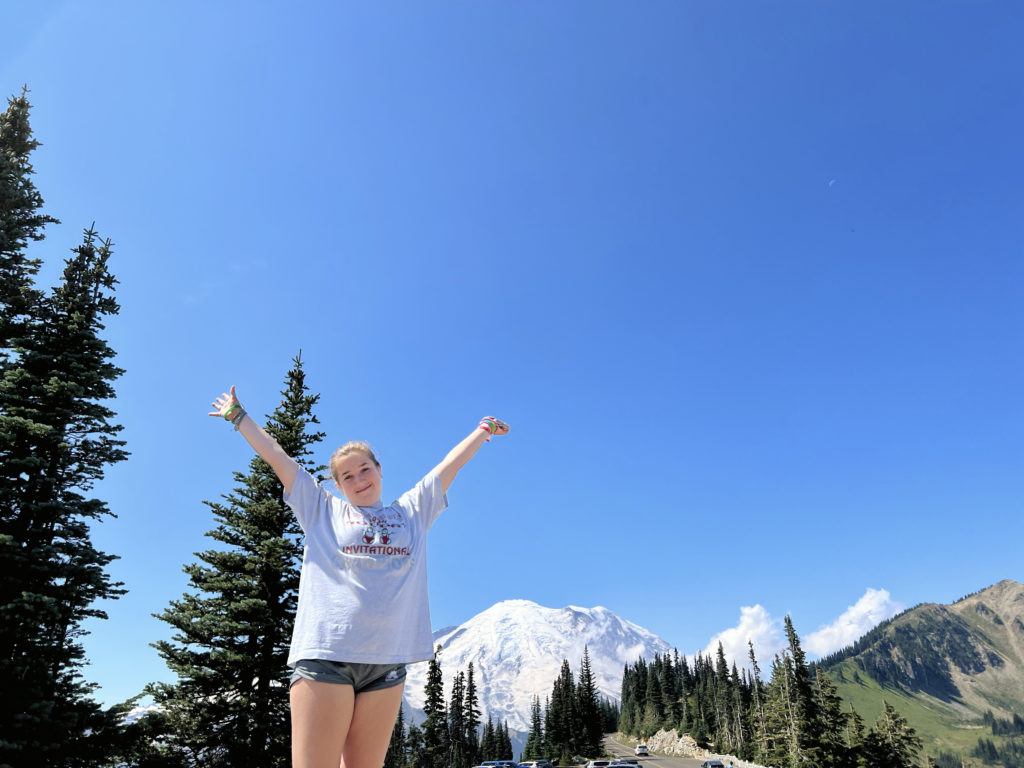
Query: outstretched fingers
208 386 240 419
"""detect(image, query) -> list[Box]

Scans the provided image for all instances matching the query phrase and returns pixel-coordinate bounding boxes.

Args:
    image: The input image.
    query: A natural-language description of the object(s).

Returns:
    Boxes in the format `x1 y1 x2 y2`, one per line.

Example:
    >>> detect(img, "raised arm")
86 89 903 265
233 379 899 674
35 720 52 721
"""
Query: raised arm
209 385 300 495
433 417 510 493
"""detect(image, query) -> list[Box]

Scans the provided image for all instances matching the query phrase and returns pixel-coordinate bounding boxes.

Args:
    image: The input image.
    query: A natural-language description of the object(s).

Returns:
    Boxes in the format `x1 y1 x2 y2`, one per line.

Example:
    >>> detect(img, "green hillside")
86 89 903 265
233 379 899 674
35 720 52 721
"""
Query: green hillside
819 579 1024 764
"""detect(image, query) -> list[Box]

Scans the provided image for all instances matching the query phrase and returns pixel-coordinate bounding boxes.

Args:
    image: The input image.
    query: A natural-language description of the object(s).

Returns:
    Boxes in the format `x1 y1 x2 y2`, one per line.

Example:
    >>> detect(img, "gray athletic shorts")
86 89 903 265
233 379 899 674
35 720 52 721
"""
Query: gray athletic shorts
289 659 407 694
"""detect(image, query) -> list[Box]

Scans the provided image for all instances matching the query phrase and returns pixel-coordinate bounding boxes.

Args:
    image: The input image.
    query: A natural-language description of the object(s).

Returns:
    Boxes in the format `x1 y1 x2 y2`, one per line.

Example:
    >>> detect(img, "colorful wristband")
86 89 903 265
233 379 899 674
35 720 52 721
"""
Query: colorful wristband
223 404 242 420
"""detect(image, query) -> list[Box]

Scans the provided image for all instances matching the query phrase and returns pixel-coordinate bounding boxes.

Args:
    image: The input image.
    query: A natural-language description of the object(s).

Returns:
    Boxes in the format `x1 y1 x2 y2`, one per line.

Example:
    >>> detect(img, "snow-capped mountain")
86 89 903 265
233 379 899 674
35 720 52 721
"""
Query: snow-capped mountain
404 599 671 738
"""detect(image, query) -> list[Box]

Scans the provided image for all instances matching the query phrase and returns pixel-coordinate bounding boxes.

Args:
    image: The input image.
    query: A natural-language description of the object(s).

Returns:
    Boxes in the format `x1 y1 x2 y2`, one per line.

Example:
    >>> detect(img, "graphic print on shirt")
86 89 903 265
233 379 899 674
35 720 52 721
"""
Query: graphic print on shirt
344 509 409 557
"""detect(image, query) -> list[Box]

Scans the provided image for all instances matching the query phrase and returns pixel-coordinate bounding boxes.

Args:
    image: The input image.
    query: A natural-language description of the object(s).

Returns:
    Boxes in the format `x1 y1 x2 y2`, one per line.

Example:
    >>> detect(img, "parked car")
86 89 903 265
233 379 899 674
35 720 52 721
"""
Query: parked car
634 745 649 756
701 761 725 768
584 761 611 768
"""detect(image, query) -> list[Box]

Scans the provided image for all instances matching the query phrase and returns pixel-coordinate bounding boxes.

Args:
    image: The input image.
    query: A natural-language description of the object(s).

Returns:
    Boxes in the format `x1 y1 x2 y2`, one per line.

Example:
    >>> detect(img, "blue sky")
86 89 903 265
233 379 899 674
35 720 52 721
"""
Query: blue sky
4 1 1022 708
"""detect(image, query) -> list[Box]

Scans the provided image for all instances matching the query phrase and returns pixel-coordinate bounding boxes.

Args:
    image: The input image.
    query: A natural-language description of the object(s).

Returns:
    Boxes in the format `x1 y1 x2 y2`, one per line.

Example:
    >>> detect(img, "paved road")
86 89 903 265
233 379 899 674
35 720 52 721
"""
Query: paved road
603 736 703 768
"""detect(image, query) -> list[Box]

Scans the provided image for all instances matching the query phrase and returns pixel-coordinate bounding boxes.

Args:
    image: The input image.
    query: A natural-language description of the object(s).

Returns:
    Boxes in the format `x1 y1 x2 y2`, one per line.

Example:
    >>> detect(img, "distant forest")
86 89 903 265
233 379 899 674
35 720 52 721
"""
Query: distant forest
618 616 923 768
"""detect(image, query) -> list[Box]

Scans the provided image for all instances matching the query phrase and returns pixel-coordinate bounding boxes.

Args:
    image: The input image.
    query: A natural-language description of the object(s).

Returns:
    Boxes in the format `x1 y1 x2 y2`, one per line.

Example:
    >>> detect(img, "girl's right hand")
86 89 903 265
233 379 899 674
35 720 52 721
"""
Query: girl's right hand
209 385 242 420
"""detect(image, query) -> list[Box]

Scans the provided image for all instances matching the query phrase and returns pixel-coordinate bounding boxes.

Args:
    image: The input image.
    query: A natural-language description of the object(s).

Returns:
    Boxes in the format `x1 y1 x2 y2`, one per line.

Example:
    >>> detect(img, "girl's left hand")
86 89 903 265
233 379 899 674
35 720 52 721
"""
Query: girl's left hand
482 417 510 437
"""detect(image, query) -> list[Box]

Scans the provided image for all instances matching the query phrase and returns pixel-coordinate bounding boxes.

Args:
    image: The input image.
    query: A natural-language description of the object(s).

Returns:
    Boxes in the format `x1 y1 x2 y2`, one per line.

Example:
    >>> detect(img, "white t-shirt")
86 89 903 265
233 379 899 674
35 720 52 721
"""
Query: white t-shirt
284 467 448 666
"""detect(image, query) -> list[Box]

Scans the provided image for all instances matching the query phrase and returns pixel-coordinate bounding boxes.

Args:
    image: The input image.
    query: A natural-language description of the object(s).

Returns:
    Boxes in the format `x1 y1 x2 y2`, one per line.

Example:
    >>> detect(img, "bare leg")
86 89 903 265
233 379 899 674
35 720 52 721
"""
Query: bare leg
340 683 405 768
291 678 355 768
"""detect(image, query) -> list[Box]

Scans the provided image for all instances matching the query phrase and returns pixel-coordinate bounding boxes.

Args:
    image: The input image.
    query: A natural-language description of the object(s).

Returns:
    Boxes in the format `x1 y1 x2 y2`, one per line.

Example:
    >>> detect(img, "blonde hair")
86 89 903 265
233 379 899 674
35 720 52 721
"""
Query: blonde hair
329 441 380 482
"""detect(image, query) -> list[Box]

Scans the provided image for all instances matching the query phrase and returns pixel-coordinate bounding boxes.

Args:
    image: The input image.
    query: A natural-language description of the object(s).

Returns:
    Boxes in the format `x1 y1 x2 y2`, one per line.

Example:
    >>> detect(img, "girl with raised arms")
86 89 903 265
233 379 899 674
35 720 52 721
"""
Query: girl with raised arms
209 385 509 768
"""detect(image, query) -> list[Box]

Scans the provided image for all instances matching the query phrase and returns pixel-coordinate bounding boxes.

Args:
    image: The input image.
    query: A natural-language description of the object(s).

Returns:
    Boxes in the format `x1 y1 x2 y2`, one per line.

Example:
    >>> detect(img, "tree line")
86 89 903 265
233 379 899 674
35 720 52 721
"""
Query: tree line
382 646 618 768
618 615 924 768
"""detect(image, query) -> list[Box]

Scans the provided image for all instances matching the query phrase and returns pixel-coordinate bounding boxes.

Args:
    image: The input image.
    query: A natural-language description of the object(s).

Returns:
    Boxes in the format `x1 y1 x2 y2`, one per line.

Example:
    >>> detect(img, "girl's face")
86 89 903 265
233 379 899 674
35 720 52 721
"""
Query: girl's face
333 452 383 506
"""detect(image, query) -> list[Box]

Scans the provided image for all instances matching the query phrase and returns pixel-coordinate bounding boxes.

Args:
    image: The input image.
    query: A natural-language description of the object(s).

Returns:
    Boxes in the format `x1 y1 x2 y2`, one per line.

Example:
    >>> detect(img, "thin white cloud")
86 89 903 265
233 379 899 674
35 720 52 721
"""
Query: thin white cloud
702 605 786 673
804 588 903 657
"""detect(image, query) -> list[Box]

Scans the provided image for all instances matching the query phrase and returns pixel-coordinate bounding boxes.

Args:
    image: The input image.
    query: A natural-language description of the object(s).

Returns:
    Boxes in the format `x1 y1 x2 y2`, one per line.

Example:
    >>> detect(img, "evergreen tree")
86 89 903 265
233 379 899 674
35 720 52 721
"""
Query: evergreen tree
599 696 621 733
748 641 769 761
449 670 468 768
712 644 732 749
524 695 545 759
660 654 682 730
546 659 579 762
761 654 797 767
0 93 130 767
865 701 923 768
844 704 869 768
465 663 482 766
497 720 513 760
385 706 408 768
811 667 848 767
577 646 604 755
0 87 57 351
785 615 822 763
481 717 497 760
423 647 450 768
407 723 428 768
149 354 324 766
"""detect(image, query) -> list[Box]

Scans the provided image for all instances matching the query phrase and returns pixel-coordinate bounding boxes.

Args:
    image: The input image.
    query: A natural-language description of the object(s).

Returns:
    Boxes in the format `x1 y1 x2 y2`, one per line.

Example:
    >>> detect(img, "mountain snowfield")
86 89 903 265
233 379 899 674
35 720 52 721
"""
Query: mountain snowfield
403 599 671 736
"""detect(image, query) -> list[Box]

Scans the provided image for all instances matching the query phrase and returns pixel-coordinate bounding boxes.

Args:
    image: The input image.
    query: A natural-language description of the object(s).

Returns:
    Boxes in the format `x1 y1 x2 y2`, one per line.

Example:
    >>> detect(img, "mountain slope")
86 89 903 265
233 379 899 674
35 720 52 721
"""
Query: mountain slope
404 599 672 735
820 579 1024 753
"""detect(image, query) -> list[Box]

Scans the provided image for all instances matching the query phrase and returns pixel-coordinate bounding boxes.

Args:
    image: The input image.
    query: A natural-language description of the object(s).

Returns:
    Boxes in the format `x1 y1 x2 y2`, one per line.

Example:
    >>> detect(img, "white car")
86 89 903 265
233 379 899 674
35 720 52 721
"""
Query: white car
634 745 649 757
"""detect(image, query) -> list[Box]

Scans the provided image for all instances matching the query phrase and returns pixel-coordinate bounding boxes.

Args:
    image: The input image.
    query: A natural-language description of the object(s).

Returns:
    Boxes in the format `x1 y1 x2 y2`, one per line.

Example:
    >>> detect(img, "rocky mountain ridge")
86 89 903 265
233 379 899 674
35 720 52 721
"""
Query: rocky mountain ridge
821 578 1024 722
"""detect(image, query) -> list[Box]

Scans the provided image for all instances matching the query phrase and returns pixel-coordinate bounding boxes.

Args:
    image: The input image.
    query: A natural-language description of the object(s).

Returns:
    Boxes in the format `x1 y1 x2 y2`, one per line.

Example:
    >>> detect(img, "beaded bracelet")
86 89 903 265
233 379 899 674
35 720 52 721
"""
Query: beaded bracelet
478 417 498 442
230 409 247 431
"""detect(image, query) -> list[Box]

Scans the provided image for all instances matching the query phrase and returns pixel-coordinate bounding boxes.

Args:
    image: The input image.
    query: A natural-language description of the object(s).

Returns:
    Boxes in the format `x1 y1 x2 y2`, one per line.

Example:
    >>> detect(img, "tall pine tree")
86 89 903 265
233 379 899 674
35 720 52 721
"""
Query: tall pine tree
523 695 545 759
148 354 324 766
0 87 57 352
464 662 482 766
1 86 130 766
422 646 450 768
865 701 922 768
449 670 468 768
577 646 603 756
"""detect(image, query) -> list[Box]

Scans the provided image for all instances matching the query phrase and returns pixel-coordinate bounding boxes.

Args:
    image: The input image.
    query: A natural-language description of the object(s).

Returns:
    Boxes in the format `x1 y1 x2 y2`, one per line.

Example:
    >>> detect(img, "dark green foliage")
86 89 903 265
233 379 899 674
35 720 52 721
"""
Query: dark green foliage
864 701 923 768
406 723 427 768
448 670 470 768
1 86 131 766
983 710 1024 736
423 647 451 768
598 696 620 733
148 354 325 766
930 750 965 768
385 706 407 768
524 695 545 759
496 720 513 760
480 717 497 760
545 658 580 762
464 662 482 766
0 87 58 352
617 620 922 768
971 736 1024 767
576 646 604 755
